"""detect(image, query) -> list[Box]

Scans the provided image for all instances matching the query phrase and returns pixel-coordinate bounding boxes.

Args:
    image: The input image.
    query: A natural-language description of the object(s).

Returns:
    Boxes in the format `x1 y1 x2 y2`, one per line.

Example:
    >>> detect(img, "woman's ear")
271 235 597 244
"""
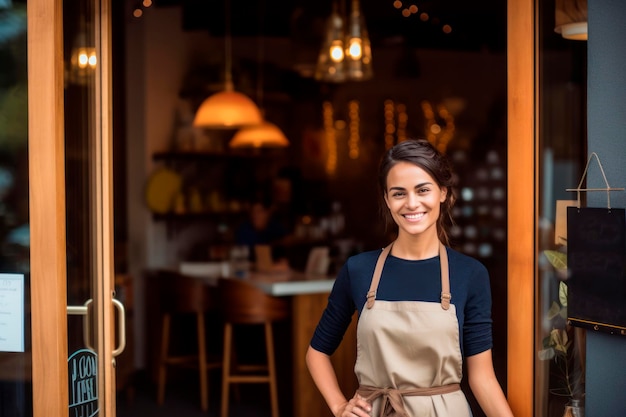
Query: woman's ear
383 191 391 208
440 186 448 203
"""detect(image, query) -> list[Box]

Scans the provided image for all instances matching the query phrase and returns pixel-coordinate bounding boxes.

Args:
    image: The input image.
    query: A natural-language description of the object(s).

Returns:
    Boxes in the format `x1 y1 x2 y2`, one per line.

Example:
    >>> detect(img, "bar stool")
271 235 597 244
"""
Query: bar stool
218 278 290 417
155 270 222 412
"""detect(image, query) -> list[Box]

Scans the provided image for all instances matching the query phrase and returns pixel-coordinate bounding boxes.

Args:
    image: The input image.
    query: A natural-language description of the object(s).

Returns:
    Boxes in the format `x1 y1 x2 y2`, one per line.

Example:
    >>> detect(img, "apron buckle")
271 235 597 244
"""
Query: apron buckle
440 292 451 310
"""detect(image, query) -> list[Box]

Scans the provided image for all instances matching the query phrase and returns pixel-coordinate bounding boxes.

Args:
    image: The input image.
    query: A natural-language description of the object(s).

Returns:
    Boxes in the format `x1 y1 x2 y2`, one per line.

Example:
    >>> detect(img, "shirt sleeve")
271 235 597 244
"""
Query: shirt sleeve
462 261 494 357
309 262 356 355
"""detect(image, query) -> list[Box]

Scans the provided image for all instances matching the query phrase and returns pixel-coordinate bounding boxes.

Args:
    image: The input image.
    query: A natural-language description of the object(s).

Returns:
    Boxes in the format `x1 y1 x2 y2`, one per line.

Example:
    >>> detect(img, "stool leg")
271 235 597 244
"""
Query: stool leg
197 312 209 412
265 322 280 417
221 322 233 417
156 314 171 405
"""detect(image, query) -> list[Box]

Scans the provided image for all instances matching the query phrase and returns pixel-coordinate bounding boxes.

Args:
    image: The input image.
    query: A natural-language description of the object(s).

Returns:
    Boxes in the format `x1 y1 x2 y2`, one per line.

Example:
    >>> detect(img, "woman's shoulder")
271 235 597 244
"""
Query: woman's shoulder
446 246 488 274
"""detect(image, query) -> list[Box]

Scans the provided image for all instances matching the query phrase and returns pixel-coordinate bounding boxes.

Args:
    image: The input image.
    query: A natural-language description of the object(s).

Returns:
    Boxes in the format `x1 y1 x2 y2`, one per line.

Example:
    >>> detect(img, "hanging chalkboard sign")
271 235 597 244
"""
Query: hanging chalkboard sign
565 152 626 336
567 206 626 335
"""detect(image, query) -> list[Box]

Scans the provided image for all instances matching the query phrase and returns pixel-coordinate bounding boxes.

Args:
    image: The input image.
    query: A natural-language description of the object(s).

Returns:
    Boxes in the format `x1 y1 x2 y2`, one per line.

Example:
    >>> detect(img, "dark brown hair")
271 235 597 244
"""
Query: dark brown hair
378 139 457 246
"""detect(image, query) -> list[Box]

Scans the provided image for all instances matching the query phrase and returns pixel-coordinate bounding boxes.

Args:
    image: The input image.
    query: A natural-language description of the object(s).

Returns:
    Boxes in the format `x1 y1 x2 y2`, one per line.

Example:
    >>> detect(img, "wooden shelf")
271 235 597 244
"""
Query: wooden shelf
151 211 246 221
152 149 286 162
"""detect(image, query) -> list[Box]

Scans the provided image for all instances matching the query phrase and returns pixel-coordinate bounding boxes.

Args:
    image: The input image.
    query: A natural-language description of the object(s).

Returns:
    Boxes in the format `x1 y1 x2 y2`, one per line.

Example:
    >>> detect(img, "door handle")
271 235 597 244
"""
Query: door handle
67 298 94 350
67 298 126 357
112 298 126 357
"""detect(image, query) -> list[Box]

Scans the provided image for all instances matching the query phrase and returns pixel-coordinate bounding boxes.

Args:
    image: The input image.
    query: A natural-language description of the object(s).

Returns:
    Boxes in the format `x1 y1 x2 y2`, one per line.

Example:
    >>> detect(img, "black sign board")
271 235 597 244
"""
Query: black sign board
567 206 626 336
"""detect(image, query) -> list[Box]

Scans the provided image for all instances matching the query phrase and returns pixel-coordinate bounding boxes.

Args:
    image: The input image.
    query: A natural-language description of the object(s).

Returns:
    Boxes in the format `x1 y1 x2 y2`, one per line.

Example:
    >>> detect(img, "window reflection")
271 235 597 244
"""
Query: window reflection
0 1 31 416
536 0 587 414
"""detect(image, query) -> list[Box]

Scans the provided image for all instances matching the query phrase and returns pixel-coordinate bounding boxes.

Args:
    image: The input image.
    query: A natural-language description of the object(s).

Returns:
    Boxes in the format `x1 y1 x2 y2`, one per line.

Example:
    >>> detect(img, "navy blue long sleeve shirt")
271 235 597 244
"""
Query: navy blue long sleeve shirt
310 246 493 358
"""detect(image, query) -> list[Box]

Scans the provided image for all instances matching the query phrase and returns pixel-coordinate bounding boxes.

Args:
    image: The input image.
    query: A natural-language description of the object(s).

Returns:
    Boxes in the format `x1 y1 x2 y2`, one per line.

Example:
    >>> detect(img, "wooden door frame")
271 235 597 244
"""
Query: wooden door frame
28 0 117 416
28 0 68 415
507 0 536 416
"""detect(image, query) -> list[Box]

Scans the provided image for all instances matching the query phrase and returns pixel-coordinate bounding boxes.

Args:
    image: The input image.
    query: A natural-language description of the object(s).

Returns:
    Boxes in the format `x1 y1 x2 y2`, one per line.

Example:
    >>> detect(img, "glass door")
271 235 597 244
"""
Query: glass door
63 0 124 415
0 0 122 416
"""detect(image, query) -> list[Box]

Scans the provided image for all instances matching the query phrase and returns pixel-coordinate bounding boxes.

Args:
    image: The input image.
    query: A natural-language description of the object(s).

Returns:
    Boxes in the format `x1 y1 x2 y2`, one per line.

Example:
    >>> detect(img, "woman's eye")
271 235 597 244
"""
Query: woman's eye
418 187 430 194
392 191 405 198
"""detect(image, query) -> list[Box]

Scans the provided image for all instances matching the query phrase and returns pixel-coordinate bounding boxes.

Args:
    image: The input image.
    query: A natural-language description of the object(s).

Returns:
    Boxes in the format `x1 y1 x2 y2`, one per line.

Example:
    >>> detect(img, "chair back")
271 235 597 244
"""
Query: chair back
152 270 213 315
218 278 289 324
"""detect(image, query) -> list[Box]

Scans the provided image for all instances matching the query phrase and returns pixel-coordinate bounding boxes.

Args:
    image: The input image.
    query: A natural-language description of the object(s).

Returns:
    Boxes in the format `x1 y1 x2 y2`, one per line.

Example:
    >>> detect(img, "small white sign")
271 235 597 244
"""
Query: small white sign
0 273 25 352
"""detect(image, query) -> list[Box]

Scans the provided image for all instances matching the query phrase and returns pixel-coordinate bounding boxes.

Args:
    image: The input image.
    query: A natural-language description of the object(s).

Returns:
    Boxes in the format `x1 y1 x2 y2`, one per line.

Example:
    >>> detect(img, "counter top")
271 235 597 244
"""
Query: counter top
159 265 336 296
245 271 335 296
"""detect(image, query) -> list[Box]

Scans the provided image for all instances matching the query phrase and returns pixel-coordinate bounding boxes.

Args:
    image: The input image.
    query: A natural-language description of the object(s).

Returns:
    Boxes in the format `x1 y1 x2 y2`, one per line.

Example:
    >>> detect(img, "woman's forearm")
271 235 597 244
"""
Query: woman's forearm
305 346 348 416
466 350 514 417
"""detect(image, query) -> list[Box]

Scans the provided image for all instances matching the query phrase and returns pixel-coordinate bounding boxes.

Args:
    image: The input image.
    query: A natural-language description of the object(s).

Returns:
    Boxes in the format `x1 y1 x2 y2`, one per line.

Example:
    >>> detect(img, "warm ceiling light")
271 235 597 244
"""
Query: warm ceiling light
315 0 373 83
193 0 262 128
229 121 289 148
194 82 263 129
344 0 373 81
69 22 97 85
315 1 346 83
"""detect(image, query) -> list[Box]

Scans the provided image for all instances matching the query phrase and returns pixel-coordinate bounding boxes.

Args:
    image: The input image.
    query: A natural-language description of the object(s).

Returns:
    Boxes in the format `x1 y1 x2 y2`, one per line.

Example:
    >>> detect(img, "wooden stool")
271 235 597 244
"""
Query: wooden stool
218 278 290 417
155 271 222 412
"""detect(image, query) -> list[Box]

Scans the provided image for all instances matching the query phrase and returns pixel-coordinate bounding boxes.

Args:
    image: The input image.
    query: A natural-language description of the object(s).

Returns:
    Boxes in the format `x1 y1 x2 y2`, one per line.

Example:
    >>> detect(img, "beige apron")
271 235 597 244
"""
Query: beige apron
354 243 470 417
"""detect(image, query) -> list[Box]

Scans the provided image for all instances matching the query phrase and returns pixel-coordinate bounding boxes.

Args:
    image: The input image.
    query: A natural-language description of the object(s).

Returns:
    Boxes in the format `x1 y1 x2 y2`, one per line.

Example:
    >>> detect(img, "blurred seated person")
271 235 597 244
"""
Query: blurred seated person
235 197 292 271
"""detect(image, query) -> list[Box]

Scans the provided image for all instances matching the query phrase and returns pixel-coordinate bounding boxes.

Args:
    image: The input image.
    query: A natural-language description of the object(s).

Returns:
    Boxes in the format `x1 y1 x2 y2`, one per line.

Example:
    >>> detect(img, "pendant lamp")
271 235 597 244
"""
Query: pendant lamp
314 0 347 83
193 1 262 128
344 0 373 81
230 121 289 148
554 0 587 41
230 0 289 149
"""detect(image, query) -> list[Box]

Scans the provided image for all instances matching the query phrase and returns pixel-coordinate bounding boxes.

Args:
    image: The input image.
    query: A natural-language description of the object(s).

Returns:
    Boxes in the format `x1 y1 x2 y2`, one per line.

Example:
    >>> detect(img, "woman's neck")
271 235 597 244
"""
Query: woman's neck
391 233 441 260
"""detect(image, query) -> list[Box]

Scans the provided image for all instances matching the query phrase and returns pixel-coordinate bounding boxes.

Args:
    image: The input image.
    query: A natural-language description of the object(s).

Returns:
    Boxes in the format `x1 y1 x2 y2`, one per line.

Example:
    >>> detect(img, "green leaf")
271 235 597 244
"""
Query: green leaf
547 301 561 320
543 250 567 270
559 281 568 308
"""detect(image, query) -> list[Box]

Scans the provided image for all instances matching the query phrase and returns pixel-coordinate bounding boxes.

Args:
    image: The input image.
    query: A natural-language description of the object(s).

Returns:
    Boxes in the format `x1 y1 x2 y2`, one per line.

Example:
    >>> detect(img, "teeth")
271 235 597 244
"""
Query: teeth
404 213 424 220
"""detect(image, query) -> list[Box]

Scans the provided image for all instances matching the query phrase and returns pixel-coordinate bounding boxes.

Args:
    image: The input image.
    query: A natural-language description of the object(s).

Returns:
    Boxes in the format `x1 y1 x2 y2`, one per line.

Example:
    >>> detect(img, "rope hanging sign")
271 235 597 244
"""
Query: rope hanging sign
566 152 624 210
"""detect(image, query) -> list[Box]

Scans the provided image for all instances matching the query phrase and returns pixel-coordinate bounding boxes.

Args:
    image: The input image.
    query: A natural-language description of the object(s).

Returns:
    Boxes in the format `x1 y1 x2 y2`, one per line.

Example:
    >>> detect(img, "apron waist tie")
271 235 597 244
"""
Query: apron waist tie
356 383 461 417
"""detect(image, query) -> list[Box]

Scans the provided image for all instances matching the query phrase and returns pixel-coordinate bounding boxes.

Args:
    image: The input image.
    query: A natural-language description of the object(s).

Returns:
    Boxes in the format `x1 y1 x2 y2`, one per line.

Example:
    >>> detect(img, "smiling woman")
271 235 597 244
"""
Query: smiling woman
305 139 514 417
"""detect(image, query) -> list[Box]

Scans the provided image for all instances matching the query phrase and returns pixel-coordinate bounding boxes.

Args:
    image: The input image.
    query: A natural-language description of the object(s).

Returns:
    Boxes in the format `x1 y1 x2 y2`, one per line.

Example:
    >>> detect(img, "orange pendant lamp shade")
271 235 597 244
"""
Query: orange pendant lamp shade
193 81 263 129
229 121 289 148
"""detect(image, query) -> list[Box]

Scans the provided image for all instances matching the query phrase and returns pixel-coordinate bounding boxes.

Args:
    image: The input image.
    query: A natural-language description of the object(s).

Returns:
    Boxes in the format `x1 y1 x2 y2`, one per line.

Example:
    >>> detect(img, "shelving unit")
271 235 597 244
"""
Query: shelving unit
149 149 289 238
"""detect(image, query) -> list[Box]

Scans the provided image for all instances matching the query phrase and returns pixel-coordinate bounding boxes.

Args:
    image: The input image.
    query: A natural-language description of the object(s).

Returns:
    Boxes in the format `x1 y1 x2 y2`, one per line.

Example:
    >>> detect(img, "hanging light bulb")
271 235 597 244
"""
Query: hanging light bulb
344 0 373 81
193 0 263 128
314 0 347 83
69 20 97 85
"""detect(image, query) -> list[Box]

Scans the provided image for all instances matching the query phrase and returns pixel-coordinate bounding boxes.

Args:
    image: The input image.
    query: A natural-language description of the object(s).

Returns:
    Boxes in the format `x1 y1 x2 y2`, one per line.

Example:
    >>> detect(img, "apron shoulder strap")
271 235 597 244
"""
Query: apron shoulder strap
366 244 392 309
439 242 451 310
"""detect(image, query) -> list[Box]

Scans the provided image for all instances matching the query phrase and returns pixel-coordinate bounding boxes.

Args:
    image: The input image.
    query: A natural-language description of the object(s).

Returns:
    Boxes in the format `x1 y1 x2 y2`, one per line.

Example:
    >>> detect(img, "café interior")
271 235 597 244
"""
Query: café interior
120 1 511 416
2 0 626 416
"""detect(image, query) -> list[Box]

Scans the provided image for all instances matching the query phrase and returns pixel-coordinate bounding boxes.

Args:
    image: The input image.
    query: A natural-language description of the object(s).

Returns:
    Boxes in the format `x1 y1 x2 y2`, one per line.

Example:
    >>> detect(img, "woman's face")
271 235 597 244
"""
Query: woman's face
384 161 447 239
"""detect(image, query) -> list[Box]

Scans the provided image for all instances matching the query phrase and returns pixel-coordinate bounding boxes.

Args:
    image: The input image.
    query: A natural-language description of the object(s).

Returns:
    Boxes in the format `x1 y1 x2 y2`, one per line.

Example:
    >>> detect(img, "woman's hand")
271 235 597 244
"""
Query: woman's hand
333 394 372 417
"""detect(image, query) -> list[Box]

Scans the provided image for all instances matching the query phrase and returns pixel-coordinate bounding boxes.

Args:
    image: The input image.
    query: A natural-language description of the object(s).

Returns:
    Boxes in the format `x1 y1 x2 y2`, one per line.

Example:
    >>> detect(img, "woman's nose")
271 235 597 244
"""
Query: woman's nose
405 193 419 209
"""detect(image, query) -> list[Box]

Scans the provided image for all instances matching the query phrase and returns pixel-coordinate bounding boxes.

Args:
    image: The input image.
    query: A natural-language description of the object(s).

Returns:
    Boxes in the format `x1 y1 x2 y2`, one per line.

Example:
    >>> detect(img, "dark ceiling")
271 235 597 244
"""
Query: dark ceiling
156 0 506 53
